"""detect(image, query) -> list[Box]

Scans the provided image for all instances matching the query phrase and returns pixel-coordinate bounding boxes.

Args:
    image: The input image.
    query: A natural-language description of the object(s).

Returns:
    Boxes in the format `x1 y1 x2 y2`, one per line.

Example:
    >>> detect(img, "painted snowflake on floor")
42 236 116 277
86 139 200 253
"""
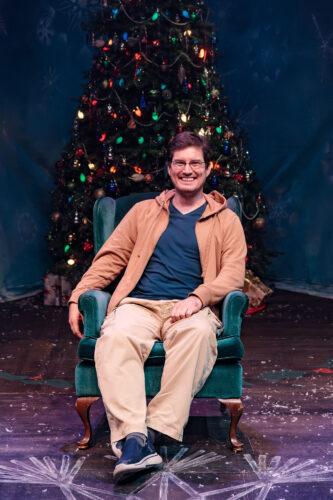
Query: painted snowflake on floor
128 446 225 498
0 455 112 499
128 449 333 499
0 451 332 499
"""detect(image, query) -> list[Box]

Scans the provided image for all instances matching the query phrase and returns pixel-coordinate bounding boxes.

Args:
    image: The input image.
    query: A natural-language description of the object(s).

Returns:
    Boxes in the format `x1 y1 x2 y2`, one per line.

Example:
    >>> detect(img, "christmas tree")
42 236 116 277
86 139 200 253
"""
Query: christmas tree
47 0 273 286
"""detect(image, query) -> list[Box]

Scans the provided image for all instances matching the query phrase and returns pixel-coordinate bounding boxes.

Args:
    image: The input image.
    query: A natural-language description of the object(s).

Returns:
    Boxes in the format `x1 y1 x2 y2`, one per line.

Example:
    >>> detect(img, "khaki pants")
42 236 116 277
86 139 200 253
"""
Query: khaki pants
94 297 221 442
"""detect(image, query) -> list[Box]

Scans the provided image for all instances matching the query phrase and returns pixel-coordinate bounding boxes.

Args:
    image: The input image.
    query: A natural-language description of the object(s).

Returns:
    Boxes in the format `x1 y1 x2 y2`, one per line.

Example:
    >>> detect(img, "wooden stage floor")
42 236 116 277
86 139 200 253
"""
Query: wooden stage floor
0 290 332 499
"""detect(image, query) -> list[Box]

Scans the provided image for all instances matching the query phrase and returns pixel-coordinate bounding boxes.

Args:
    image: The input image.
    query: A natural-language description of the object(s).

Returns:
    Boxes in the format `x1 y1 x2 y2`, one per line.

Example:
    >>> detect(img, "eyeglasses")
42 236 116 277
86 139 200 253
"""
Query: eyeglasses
171 160 206 170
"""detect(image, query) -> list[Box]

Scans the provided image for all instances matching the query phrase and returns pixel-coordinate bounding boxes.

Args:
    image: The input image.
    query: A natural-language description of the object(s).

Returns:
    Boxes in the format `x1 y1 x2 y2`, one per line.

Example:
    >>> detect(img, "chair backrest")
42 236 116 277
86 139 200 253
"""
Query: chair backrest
93 193 242 254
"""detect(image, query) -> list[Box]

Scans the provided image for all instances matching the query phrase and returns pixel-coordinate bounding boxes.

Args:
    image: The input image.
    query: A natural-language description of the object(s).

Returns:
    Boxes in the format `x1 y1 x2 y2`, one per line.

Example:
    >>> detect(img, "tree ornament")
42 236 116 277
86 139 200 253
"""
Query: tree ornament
223 140 230 155
177 64 186 84
67 234 74 243
107 146 113 160
162 88 172 100
253 217 266 230
211 87 220 98
140 92 146 108
161 59 168 72
130 173 144 182
94 188 106 199
182 78 189 93
83 241 94 252
145 174 153 182
224 165 231 177
50 212 61 222
127 115 136 129
73 211 79 224
245 171 252 182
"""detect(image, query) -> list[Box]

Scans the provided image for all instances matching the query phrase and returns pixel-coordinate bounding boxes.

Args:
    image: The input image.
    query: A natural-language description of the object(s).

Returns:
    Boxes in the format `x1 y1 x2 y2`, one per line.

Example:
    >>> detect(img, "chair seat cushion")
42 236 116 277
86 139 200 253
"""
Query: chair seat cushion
78 335 244 365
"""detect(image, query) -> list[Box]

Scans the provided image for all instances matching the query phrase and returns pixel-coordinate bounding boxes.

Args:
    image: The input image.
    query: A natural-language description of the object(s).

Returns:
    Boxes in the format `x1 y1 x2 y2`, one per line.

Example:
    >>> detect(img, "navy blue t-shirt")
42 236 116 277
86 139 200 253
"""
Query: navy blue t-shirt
129 201 207 300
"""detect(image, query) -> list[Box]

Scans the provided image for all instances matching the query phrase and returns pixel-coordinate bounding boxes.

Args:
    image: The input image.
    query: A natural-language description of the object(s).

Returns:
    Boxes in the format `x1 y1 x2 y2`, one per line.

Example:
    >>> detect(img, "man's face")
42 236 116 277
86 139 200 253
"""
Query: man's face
168 146 211 197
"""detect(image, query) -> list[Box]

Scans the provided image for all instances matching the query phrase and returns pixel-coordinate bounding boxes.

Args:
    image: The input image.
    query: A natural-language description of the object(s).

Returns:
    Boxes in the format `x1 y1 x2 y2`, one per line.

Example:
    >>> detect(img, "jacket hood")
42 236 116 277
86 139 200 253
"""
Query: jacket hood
155 189 227 217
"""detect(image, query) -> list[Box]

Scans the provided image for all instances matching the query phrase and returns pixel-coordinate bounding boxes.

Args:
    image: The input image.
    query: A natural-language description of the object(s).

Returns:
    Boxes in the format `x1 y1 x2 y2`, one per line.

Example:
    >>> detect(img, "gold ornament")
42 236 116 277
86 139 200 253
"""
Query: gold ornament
129 173 144 182
94 188 106 199
50 212 61 222
253 217 266 230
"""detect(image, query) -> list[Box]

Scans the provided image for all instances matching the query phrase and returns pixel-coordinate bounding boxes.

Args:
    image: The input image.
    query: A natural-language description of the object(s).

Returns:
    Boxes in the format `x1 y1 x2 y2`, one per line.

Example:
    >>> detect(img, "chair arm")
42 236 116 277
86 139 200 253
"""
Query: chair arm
78 290 111 339
219 291 249 338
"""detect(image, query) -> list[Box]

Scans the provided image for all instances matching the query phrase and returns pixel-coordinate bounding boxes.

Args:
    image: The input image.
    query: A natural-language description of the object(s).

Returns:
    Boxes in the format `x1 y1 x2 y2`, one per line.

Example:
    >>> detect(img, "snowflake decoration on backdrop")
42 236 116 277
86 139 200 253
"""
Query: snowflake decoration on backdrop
37 17 55 45
37 6 56 45
42 66 62 98
58 0 100 31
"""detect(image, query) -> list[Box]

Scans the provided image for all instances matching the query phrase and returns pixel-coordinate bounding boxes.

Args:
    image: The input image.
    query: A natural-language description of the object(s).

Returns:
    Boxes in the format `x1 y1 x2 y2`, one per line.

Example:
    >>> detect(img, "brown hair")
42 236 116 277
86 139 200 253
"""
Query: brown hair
168 131 212 165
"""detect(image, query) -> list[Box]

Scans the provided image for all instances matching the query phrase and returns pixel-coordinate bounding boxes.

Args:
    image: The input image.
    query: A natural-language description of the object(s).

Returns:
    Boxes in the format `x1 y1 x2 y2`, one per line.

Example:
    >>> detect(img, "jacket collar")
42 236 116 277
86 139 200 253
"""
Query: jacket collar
155 189 227 218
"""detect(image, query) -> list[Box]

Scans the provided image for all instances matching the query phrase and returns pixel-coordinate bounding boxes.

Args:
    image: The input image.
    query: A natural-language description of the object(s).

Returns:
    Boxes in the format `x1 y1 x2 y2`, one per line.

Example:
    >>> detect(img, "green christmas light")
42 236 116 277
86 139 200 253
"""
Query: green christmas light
171 37 176 44
142 152 147 158
152 111 158 121
80 173 86 182
216 127 222 134
116 136 123 144
201 78 207 86
152 11 159 21
138 136 144 144
64 245 70 253
191 13 196 19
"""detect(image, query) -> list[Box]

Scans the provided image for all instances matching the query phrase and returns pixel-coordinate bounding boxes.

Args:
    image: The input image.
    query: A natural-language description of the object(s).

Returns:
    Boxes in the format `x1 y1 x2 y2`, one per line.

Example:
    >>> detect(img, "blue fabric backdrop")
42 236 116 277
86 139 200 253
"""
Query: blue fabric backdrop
0 0 332 301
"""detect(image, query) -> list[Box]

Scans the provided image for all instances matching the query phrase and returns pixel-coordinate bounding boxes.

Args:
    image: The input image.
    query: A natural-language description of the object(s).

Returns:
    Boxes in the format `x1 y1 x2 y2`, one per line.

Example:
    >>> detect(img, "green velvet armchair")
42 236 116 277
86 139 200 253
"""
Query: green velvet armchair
74 193 249 452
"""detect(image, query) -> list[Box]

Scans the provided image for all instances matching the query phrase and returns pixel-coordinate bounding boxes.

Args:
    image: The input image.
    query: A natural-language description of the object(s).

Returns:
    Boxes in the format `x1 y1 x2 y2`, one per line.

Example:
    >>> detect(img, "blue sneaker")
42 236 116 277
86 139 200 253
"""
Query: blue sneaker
113 435 163 482
111 428 157 459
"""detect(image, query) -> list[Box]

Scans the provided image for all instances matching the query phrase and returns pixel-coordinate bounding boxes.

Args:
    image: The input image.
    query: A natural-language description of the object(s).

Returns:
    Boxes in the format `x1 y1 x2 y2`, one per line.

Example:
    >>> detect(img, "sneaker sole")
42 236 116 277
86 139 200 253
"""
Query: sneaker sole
111 443 122 459
113 453 163 482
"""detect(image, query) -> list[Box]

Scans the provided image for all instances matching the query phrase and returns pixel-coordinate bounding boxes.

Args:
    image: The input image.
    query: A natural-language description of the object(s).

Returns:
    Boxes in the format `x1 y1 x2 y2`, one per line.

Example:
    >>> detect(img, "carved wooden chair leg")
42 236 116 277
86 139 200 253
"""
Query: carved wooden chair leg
75 396 100 449
218 398 244 452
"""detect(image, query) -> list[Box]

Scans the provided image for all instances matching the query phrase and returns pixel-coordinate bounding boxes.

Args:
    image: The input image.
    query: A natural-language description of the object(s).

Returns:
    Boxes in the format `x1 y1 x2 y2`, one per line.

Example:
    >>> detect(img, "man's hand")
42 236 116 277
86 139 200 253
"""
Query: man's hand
69 302 84 339
170 295 203 323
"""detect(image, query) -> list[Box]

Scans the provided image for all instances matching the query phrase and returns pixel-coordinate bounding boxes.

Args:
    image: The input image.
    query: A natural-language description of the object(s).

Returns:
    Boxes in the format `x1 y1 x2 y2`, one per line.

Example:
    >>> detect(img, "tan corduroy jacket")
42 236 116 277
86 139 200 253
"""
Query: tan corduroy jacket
69 189 247 315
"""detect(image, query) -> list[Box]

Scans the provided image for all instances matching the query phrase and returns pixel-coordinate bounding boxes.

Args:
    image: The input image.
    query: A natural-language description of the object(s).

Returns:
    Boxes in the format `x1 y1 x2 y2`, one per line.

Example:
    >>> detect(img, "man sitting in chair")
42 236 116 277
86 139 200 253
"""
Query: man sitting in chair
68 131 247 481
